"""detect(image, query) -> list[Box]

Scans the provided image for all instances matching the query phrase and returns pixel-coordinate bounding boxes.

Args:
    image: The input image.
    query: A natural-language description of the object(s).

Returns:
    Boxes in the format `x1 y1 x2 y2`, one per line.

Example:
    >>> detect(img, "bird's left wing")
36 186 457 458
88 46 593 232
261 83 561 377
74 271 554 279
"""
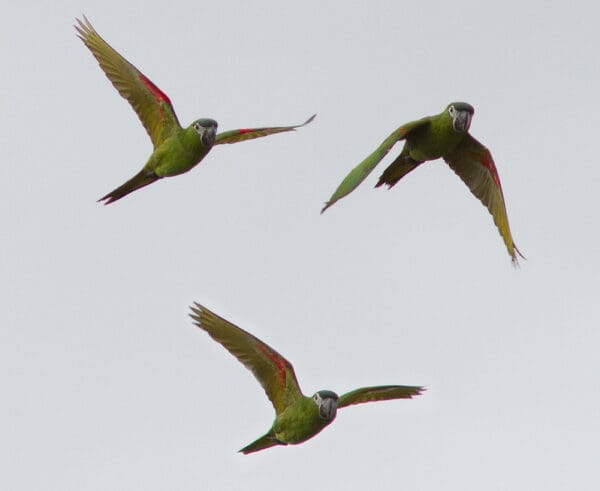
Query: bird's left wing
338 385 425 409
190 303 303 415
444 134 524 265
75 17 181 148
321 117 429 213
215 114 315 145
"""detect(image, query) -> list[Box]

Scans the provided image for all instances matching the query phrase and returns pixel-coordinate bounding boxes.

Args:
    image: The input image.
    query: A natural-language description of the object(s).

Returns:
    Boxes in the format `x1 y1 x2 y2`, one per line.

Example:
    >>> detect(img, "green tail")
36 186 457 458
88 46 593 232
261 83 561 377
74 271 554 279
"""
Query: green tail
375 154 421 188
239 431 285 455
98 169 160 204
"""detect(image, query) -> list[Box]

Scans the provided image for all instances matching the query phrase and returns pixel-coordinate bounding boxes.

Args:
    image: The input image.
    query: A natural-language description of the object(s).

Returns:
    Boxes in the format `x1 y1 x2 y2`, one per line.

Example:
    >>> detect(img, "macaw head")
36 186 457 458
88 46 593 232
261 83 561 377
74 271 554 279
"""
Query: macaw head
313 390 339 421
192 118 218 147
446 102 474 133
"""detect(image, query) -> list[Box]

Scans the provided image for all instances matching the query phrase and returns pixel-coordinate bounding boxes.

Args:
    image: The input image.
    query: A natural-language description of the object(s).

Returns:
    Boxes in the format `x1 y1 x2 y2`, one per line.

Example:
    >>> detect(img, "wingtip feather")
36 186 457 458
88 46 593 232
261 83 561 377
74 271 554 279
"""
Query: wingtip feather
189 302 204 324
302 113 317 126
510 245 526 268
411 386 427 397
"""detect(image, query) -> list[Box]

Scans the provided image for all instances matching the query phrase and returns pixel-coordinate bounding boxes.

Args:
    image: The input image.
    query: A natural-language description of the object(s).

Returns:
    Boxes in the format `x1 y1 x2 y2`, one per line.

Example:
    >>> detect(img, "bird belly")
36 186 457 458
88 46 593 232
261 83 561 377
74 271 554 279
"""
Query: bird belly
274 407 332 444
407 136 449 162
275 422 328 444
407 126 464 162
153 135 209 177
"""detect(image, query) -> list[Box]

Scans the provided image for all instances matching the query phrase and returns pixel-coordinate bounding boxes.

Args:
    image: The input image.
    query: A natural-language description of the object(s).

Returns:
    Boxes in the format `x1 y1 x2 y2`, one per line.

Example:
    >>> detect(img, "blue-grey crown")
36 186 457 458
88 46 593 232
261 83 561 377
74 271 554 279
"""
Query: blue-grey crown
448 102 474 114
317 390 339 400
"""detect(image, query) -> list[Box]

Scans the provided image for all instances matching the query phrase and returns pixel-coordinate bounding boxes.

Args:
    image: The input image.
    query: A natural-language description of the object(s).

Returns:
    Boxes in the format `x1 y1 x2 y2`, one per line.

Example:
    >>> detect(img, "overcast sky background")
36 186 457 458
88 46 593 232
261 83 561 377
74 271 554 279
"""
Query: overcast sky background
2 1 599 489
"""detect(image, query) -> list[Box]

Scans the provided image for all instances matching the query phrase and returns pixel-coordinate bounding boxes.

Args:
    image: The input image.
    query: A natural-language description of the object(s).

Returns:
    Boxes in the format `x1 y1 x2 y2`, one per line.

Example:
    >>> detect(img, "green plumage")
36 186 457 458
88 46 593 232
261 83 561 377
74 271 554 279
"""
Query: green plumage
75 17 314 204
322 102 523 264
190 303 424 454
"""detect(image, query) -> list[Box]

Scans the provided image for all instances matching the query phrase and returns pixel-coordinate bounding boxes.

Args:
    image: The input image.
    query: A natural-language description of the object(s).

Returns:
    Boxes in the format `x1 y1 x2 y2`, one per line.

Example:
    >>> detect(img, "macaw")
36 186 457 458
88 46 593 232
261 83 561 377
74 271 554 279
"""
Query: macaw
190 303 424 454
322 102 523 264
75 17 314 204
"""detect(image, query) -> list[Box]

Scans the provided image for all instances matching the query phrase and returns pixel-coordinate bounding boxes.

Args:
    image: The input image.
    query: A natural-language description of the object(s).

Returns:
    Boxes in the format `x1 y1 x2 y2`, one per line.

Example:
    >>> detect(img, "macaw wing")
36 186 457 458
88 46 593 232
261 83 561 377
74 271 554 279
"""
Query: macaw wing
338 385 425 409
321 117 429 213
75 16 181 148
444 134 523 265
215 114 315 145
190 303 303 415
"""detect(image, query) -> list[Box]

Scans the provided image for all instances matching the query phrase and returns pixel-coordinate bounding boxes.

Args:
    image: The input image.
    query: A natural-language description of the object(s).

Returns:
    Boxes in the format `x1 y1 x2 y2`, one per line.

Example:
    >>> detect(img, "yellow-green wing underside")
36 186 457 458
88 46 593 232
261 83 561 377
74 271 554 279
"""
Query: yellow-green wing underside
338 385 425 409
190 303 303 415
321 118 429 212
215 114 316 145
75 17 181 148
444 134 524 265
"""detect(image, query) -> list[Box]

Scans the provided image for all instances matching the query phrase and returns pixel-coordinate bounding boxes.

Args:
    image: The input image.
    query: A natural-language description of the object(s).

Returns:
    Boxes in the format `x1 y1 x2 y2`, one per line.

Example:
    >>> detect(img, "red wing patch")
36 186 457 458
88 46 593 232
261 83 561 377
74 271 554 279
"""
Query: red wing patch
477 149 502 189
258 343 288 386
138 72 172 107
238 128 261 135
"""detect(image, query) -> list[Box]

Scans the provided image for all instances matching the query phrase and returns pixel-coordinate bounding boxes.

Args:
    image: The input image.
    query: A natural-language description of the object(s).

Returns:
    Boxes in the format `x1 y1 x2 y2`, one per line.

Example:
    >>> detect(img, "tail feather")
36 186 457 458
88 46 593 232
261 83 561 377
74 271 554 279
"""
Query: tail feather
98 169 160 204
239 432 285 455
375 154 421 188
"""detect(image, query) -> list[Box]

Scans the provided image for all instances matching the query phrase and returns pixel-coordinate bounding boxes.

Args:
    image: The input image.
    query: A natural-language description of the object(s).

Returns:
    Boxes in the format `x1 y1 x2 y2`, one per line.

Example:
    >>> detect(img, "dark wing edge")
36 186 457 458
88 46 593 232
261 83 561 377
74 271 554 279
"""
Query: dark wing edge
214 114 316 145
337 385 426 409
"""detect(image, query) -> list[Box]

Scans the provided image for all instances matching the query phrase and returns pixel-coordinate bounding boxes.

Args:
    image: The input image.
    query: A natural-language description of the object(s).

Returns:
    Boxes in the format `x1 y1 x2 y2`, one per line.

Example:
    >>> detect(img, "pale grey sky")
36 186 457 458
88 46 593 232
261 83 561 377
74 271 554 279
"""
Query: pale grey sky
2 1 599 489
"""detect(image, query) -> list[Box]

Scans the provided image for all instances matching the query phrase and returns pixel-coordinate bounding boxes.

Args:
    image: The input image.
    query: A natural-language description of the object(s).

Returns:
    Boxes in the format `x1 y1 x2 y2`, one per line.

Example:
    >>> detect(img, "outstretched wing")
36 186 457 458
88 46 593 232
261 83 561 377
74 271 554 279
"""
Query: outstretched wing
444 134 524 265
321 117 430 213
215 114 315 145
190 303 303 415
338 385 425 409
75 16 181 148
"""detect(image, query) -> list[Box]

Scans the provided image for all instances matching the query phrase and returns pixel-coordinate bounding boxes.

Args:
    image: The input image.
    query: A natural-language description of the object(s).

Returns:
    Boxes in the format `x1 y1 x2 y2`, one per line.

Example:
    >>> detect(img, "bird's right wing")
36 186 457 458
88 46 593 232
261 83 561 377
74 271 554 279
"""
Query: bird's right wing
338 385 425 409
190 303 303 415
75 17 182 148
321 117 429 213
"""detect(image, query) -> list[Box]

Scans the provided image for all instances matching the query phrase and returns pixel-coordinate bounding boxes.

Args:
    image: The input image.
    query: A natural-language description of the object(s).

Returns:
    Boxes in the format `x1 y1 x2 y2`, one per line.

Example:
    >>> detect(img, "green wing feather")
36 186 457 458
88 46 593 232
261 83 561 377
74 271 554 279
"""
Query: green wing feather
75 16 181 148
215 114 315 145
337 385 425 409
444 134 524 265
321 118 429 213
190 303 303 415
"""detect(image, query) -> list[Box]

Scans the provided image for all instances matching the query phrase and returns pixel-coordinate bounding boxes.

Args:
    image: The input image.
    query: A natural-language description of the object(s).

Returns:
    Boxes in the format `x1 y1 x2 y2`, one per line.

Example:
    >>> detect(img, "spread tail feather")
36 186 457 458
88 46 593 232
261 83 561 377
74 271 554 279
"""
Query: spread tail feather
375 154 421 188
239 431 285 455
98 169 160 204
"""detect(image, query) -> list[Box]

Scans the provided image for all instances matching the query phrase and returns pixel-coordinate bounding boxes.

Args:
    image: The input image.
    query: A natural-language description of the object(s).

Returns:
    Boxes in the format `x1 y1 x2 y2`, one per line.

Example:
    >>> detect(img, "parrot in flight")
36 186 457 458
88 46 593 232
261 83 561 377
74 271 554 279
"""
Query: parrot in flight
75 17 315 204
321 102 523 264
190 303 424 454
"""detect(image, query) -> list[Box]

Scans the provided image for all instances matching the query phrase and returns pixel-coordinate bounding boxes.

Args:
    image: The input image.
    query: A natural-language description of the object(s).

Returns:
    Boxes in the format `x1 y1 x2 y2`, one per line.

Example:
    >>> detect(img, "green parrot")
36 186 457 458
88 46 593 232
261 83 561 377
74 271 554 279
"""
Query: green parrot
75 17 315 204
190 303 424 454
321 102 523 264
